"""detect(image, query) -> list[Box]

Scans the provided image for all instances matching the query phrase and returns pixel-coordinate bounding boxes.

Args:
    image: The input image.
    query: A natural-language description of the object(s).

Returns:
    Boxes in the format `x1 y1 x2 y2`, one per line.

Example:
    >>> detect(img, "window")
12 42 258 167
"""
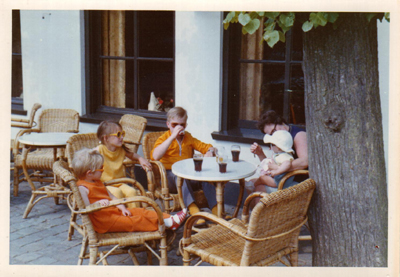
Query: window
219 18 305 139
12 10 25 114
85 11 175 126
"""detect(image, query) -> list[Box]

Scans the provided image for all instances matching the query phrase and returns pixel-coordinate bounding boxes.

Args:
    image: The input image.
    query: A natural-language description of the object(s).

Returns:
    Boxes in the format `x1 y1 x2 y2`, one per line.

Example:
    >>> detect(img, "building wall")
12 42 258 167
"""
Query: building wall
12 11 391 172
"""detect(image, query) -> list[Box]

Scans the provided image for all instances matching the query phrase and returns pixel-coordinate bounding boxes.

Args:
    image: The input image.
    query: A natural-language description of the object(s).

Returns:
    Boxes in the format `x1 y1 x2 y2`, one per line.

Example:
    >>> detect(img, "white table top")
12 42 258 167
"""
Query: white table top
18 132 75 147
171 157 257 182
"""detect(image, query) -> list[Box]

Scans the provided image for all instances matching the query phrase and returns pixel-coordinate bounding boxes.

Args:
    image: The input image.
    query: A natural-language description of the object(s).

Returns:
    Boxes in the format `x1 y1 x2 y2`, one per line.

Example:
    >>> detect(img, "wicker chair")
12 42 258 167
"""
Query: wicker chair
180 179 316 266
119 114 147 179
142 131 182 213
278 169 311 241
13 109 79 197
53 160 168 265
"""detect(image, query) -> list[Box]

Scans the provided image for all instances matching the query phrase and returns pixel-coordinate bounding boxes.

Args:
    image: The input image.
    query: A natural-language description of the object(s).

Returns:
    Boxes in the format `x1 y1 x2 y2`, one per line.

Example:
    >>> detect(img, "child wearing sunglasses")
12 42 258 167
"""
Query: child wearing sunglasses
96 120 152 208
246 130 296 195
71 148 187 233
151 107 218 222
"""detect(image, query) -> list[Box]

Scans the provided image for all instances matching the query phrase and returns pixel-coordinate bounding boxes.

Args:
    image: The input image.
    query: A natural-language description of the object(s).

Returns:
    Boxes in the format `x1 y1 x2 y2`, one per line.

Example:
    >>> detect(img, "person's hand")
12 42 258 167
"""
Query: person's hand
204 147 216 157
171 125 185 139
250 142 264 157
118 205 132 216
260 169 269 176
97 199 109 207
138 157 152 171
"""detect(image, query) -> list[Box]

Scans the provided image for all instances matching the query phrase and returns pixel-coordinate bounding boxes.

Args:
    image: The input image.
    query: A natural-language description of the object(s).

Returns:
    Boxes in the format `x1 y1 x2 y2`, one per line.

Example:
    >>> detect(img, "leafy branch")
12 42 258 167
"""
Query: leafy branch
223 12 390 48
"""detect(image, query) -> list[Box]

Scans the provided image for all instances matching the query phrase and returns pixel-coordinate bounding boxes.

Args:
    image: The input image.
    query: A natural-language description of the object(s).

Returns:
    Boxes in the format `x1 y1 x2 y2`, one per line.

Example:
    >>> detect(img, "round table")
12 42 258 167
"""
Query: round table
18 132 76 218
172 157 256 218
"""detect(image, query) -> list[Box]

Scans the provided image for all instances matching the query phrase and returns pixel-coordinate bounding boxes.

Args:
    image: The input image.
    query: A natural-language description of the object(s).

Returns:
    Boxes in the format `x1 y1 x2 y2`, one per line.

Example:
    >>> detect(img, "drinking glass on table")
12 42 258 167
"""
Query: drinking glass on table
215 146 226 162
231 145 241 162
193 153 204 172
217 154 228 173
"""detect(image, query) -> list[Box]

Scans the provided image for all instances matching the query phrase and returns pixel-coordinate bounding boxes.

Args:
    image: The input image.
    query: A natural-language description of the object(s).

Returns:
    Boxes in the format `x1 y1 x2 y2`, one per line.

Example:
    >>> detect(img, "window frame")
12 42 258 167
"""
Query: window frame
213 20 304 143
82 10 175 128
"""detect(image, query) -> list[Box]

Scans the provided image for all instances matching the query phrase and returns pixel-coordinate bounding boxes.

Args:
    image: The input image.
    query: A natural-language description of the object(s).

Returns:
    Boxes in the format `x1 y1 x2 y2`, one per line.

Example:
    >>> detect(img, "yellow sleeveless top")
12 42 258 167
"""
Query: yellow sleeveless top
98 144 126 182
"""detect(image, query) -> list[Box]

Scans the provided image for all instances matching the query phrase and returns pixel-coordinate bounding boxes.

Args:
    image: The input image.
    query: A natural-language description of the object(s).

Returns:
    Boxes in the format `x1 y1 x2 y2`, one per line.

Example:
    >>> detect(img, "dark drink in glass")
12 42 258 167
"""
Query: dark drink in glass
231 150 240 162
194 158 203 172
219 163 227 173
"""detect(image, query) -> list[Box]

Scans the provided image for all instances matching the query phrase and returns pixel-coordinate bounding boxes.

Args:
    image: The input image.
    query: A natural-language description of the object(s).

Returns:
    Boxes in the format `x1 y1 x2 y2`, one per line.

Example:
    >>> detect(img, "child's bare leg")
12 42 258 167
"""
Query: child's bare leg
250 175 276 208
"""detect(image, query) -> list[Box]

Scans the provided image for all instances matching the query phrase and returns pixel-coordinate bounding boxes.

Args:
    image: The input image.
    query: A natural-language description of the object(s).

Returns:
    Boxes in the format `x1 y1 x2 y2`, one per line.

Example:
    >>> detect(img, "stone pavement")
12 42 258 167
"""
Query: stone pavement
9 177 312 266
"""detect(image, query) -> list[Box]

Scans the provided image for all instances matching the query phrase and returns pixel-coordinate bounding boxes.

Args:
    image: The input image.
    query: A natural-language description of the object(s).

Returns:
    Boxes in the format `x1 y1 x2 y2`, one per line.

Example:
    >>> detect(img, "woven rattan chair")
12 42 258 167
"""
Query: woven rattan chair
119 114 147 179
180 179 315 266
13 109 79 197
278 169 311 241
142 131 182 213
53 160 168 265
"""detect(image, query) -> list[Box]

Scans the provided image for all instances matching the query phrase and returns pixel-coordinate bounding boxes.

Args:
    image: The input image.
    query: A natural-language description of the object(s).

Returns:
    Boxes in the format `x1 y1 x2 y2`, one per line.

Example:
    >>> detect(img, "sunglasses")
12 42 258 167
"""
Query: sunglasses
109 130 126 138
170 122 187 128
92 166 104 173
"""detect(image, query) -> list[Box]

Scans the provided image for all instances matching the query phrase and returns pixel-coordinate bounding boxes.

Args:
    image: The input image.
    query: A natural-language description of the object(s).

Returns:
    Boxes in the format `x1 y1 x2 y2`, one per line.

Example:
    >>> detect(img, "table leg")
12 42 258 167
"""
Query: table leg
215 182 226 218
176 176 186 210
232 178 245 218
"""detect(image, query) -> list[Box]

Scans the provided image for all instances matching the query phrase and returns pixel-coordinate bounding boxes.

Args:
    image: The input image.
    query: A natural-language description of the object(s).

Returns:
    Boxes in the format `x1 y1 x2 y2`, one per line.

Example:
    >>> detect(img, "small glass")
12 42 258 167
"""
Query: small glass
193 153 204 172
231 145 241 162
217 154 228 173
215 146 226 163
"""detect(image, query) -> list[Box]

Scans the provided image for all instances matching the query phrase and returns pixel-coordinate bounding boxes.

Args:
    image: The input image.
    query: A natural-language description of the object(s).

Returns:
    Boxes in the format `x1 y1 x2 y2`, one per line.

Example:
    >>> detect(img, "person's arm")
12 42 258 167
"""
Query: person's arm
125 151 152 171
270 160 292 177
78 186 91 206
191 136 213 156
290 131 308 171
250 142 267 162
106 189 132 216
152 128 182 160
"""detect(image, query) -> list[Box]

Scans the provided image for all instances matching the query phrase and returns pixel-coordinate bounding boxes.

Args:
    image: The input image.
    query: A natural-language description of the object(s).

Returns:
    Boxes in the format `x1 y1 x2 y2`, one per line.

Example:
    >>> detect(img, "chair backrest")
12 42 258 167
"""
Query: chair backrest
38 109 79 133
240 179 315 266
66 133 100 168
119 114 147 154
11 103 42 128
142 131 165 160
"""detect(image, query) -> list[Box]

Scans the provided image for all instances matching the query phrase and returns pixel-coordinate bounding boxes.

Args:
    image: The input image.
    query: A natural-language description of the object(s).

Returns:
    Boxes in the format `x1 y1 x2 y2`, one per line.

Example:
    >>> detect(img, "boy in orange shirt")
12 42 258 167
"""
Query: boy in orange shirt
151 107 217 218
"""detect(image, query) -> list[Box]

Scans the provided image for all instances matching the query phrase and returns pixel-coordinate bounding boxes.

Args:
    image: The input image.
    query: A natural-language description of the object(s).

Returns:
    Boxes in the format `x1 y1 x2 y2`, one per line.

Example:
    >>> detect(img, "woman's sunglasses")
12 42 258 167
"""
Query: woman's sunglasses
170 122 187 128
109 130 126 138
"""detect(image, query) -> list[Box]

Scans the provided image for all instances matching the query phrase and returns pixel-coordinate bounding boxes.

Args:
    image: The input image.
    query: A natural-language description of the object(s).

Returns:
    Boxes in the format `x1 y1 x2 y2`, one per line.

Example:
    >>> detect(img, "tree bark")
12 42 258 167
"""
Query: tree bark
303 13 388 266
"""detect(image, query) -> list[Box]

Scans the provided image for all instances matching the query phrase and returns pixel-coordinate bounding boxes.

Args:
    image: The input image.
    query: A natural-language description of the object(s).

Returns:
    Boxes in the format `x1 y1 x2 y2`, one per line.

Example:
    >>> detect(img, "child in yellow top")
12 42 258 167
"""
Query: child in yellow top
96 120 152 208
71 148 187 233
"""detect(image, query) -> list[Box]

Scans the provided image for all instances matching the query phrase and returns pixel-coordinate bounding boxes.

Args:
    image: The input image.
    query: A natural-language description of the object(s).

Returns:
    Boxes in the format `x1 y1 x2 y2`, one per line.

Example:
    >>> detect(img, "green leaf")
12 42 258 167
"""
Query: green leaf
365 13 376 22
258 12 265 17
264 12 280 20
263 30 280 48
302 21 313 32
244 18 261 34
279 12 295 27
385 12 390 22
277 20 292 34
223 11 236 24
327 12 339 23
249 12 260 19
264 21 276 32
238 13 251 26
223 22 230 30
242 28 248 35
309 12 328 28
278 30 286 43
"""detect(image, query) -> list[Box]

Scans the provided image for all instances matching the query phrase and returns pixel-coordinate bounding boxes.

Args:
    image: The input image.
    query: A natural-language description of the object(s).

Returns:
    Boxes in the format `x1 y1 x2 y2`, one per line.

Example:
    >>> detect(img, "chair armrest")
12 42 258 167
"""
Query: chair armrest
53 160 77 183
182 212 247 244
104 177 146 197
241 191 269 223
11 117 30 123
146 160 169 196
277 170 309 190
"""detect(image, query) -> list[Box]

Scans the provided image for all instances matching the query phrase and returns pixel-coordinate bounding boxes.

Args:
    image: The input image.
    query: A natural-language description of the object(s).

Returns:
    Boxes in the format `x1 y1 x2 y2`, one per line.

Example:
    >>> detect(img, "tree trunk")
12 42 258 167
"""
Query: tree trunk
303 13 388 266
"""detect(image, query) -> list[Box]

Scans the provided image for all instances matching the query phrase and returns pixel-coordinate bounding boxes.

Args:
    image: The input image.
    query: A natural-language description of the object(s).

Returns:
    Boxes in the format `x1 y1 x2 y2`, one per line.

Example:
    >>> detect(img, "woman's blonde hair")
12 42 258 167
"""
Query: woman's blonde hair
167 106 188 122
71 148 104 178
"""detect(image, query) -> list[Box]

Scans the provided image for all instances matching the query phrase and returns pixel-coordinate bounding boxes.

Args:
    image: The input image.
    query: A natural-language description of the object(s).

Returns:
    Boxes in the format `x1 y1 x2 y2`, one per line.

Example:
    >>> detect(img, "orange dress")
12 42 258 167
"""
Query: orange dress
78 179 169 233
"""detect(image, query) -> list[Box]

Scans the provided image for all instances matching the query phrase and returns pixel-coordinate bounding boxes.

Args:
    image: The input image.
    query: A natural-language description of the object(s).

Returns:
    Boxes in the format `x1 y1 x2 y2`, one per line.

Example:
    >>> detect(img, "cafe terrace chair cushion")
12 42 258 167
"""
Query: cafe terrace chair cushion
53 159 168 265
180 179 316 266
13 108 79 196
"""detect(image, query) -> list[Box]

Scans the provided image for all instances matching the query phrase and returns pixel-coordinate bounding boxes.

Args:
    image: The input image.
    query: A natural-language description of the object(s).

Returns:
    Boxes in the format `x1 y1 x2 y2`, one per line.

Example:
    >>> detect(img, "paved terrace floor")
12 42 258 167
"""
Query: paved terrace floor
9 177 313 266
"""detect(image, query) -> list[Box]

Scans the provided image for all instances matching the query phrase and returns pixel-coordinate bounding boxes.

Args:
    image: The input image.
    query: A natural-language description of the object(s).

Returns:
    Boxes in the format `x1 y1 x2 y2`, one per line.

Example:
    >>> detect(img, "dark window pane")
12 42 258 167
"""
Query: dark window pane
261 63 285 116
263 38 286 61
291 22 303 61
289 64 305 124
138 11 174 58
138 60 174 110
12 55 23 98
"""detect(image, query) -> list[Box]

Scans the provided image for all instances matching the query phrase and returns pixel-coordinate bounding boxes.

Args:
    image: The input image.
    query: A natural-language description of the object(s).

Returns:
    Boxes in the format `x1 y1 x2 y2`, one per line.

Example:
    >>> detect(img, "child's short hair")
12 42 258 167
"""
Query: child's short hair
167 106 188 122
71 148 104 178
97 120 122 144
